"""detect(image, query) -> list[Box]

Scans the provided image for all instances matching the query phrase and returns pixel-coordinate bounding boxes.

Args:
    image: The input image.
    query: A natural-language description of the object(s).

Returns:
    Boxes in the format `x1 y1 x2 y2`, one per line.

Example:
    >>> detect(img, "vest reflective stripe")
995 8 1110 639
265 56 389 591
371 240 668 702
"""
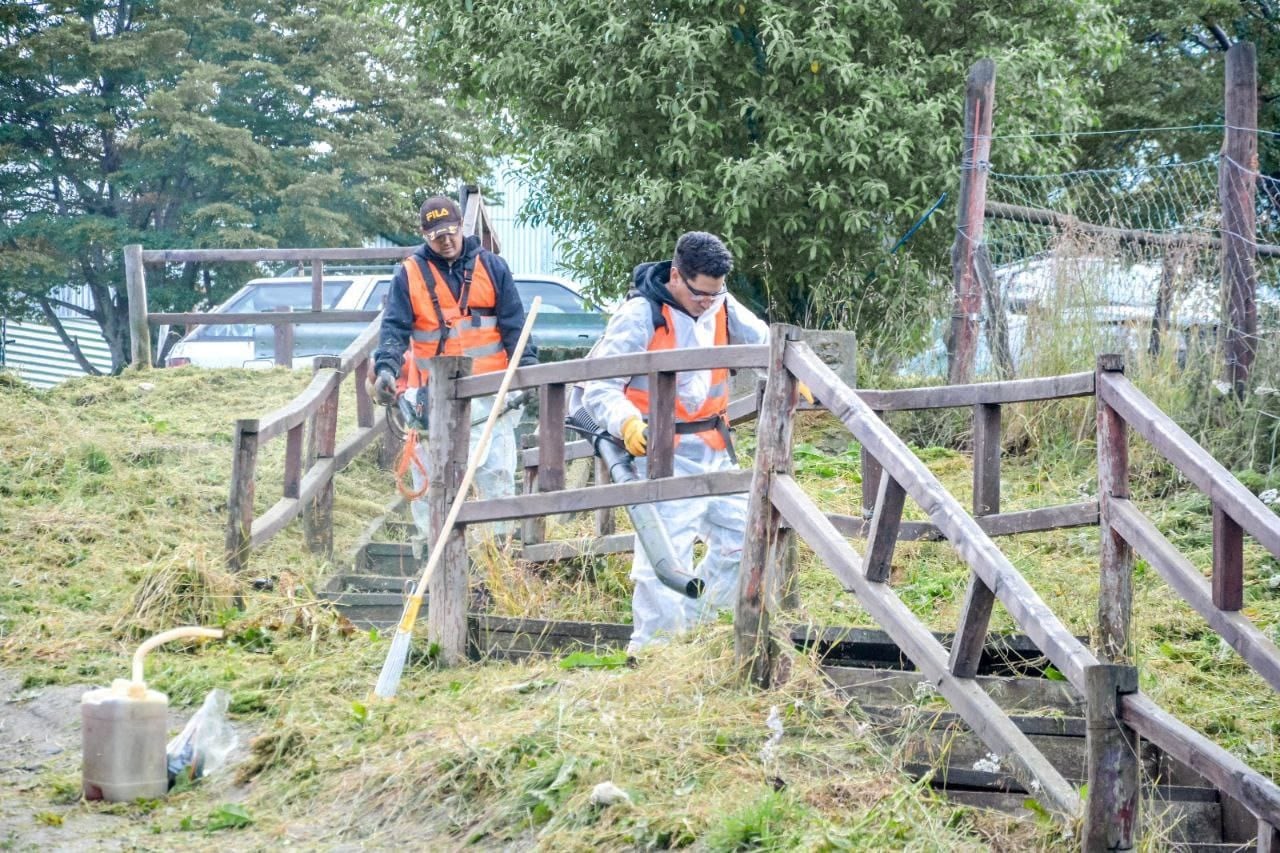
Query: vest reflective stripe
623 302 731 451
403 254 510 386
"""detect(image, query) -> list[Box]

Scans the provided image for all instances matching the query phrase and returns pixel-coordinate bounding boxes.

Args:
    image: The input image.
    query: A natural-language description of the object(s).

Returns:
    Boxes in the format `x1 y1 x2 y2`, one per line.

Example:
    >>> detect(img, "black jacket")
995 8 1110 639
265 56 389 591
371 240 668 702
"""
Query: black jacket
374 235 538 377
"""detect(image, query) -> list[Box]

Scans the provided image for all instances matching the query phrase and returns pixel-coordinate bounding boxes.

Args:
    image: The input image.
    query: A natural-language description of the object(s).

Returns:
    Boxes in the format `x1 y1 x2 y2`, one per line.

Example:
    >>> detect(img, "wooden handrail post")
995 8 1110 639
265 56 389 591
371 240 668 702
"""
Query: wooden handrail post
647 371 676 479
427 355 472 665
1213 506 1245 611
863 474 906 582
860 409 885 517
947 58 995 385
1259 820 1280 853
520 432 545 546
225 419 260 572
735 324 800 686
272 306 294 368
537 384 566 492
355 356 374 429
303 356 341 559
124 243 152 369
310 259 324 312
949 402 1002 677
1222 42 1258 396
1084 663 1139 852
1097 354 1133 663
594 456 616 536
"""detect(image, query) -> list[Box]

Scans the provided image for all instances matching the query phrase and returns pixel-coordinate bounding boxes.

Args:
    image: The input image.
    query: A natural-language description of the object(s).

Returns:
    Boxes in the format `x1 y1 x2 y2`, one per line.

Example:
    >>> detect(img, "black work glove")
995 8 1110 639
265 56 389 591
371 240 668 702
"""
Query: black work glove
372 368 397 405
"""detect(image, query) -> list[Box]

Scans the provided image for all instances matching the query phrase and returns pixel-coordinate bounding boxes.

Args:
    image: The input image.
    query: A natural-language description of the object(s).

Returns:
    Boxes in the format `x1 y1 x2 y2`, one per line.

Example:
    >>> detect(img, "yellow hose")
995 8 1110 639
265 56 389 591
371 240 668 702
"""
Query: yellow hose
131 626 224 686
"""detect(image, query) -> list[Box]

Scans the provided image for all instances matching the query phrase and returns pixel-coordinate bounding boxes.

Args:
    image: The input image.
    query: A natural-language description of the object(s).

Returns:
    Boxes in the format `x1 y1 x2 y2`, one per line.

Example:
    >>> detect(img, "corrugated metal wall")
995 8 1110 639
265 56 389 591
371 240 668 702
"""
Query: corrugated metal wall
1 318 113 389
485 165 573 278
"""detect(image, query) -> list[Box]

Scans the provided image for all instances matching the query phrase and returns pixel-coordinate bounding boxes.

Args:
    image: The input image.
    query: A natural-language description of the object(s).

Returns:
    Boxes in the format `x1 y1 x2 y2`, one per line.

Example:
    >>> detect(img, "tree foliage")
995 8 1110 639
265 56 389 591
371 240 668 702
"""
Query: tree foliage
421 0 1124 331
0 0 488 371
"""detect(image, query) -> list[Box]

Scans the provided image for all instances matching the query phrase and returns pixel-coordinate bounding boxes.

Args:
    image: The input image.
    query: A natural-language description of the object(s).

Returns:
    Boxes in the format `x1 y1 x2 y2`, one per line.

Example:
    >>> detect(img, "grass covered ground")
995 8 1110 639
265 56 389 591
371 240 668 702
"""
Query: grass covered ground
0 363 1276 849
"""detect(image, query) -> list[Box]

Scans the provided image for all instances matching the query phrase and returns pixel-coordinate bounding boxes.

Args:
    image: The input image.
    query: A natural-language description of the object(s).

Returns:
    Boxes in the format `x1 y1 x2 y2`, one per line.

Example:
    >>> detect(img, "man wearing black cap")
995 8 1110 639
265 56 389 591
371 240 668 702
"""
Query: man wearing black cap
372 195 537 536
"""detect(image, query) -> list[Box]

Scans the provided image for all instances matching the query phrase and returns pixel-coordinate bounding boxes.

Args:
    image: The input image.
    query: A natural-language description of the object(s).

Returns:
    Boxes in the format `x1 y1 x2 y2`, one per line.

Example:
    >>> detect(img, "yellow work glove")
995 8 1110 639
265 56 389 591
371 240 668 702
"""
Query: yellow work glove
621 416 648 456
797 381 815 405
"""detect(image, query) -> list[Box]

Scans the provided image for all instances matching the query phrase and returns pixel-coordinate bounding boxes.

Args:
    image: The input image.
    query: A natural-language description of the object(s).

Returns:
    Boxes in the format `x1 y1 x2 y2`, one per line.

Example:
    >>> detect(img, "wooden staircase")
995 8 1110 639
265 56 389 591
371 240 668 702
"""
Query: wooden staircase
321 552 1256 850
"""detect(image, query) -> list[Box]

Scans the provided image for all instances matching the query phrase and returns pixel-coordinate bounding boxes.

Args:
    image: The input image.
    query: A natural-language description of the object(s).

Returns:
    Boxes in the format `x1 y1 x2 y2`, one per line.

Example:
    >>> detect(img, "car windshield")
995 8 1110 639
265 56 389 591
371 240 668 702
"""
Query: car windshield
190 280 352 340
515 280 588 314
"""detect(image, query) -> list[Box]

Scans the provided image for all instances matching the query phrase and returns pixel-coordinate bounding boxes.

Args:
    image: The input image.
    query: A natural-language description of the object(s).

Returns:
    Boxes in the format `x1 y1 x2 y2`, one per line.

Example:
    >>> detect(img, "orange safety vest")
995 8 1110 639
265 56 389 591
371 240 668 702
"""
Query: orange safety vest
624 302 731 451
398 254 509 389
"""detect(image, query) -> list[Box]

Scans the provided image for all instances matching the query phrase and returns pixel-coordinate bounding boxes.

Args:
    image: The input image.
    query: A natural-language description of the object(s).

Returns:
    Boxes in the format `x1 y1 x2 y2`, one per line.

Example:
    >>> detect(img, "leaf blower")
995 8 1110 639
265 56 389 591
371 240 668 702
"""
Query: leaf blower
565 406 704 599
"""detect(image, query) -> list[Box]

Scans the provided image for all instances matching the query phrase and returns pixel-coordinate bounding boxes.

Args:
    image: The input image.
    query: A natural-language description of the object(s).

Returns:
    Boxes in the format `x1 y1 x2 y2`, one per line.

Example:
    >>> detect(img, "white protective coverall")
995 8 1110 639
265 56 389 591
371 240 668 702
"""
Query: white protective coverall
404 388 521 539
580 292 769 652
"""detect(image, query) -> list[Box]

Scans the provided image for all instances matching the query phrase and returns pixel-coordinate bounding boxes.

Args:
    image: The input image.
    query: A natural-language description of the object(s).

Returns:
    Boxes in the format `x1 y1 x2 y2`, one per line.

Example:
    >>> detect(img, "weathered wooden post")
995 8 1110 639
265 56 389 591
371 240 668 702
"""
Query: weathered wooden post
1213 506 1244 611
1221 42 1258 396
310 258 324 312
303 356 341 559
861 410 885 517
272 307 294 368
947 58 995 385
1083 663 1139 852
647 371 677 479
594 456 616 536
427 355 472 664
520 432 545 547
1259 820 1280 853
1097 354 1133 663
124 244 152 370
537 384 566 492
735 324 800 686
949 402 1001 676
354 356 374 431
225 418 260 572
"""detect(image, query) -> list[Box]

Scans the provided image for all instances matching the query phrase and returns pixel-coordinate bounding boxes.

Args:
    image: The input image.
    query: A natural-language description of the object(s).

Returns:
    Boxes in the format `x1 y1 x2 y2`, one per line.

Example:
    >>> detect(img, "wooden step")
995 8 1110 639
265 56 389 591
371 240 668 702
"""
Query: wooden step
798 626 1079 677
944 790 1228 846
356 542 418 576
823 664 1084 716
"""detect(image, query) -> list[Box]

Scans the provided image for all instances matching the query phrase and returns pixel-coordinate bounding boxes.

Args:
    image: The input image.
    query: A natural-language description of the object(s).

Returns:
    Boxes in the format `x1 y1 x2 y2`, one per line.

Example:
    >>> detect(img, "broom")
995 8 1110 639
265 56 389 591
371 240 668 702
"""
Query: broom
372 296 542 700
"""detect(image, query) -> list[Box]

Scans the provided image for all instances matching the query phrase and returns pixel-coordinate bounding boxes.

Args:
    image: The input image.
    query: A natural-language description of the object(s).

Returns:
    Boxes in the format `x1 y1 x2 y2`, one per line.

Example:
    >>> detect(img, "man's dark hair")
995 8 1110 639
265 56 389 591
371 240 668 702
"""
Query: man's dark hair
673 231 733 279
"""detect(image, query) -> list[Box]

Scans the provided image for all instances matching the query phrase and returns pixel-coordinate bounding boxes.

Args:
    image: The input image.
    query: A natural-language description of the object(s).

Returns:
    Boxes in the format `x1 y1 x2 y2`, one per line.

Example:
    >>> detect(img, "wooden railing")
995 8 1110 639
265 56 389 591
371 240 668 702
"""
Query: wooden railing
124 186 501 368
224 321 387 571
313 316 1280 844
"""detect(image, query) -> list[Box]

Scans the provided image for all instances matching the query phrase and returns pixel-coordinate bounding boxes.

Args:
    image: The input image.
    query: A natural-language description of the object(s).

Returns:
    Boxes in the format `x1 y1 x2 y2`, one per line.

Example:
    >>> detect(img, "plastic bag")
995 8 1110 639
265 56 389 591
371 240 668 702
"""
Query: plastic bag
166 688 238 787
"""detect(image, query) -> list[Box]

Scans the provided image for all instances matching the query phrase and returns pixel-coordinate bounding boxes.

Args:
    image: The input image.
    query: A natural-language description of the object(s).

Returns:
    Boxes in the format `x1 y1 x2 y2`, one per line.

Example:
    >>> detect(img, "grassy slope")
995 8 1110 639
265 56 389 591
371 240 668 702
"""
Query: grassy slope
1 366 1275 848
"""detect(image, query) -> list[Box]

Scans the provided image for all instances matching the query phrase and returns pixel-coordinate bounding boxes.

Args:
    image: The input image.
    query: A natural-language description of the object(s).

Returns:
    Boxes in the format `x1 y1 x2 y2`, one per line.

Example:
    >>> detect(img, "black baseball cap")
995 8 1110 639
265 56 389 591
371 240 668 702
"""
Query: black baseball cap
420 196 462 240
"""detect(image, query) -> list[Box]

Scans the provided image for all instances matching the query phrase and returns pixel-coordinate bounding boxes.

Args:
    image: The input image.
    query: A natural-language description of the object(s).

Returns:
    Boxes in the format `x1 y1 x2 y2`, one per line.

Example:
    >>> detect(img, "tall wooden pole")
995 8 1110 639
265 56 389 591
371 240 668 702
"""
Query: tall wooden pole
948 59 995 385
124 244 152 369
1222 42 1258 396
1097 355 1133 663
427 355 472 665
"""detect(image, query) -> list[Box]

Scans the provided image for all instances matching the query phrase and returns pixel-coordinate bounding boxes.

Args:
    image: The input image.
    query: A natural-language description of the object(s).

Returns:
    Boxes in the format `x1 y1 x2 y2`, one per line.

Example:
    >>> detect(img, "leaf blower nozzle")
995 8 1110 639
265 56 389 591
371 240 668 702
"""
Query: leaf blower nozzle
566 407 704 599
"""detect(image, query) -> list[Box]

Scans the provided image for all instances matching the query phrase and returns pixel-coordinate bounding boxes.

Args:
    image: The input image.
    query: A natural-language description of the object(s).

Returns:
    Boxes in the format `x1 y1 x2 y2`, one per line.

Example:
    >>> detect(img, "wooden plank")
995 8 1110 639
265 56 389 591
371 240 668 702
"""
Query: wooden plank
1214 505 1245 611
537 383 566 491
310 260 324 312
770 474 1082 817
427 356 472 665
950 402 1001 677
1084 664 1140 852
1222 42 1259 393
1108 498 1280 692
520 438 593 469
124 244 151 369
865 705 1086 738
822 666 1083 716
727 392 759 425
457 469 752 524
1121 692 1280 826
646 371 676 480
1098 370 1280 559
519 533 634 563
224 421 258 572
1097 355 1133 663
148 309 380 325
140 246 416 263
255 368 341 443
948 58 995 385
251 458 335 548
857 371 1095 412
519 432 545 546
825 500 1098 542
863 475 906 582
1260 820 1280 853
787 344 1100 692
455 344 770 398
735 325 799 686
303 356 340 559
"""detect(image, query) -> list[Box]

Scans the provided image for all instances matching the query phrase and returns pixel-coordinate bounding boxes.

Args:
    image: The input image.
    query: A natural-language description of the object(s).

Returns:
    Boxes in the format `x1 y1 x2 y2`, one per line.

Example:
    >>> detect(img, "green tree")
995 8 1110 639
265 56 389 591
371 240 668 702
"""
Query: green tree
0 0 489 371
418 0 1124 331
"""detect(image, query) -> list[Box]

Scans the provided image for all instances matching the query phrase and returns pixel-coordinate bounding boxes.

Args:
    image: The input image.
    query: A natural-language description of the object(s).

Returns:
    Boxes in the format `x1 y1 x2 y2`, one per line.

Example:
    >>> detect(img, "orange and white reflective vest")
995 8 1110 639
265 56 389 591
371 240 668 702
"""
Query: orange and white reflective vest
624 301 731 451
398 255 509 389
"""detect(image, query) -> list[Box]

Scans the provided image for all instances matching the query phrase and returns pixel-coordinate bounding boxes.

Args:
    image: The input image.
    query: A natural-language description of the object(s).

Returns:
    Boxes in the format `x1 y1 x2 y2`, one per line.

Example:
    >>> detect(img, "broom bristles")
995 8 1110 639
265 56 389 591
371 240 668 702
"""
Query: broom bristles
372 627 414 700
